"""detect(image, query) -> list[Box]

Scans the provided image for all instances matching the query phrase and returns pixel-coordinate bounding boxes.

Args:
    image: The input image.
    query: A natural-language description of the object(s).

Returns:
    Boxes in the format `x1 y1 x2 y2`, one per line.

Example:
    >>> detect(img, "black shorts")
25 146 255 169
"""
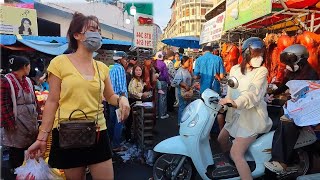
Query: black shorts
48 129 112 169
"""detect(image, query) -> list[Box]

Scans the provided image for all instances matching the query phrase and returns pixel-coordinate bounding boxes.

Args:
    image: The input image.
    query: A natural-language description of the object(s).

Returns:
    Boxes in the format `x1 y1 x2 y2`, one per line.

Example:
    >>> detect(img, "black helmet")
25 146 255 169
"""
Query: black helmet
280 44 309 66
113 51 128 61
242 37 265 58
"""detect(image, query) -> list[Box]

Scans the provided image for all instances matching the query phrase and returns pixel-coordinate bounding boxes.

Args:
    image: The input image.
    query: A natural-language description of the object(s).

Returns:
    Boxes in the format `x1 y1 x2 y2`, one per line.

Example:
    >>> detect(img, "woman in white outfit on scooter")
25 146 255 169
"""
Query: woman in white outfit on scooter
218 37 273 180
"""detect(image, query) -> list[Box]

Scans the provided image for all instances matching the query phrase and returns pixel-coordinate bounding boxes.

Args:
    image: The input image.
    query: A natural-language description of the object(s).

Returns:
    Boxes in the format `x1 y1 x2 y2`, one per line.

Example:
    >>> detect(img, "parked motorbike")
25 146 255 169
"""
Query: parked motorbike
152 77 317 180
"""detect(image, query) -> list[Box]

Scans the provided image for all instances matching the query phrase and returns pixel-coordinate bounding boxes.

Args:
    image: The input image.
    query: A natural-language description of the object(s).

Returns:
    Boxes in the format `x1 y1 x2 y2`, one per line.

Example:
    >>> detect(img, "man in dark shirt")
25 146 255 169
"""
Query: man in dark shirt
126 63 134 87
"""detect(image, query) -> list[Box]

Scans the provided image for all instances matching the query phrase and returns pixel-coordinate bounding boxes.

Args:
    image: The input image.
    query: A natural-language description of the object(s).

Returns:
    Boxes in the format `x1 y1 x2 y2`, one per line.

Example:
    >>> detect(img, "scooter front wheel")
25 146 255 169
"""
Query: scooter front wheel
153 154 193 180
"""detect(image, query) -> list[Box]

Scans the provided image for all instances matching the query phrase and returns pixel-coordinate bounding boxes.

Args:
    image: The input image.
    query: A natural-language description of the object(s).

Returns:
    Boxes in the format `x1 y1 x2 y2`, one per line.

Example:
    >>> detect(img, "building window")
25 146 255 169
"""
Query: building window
186 8 190 16
191 8 195 15
201 8 206 15
191 24 195 31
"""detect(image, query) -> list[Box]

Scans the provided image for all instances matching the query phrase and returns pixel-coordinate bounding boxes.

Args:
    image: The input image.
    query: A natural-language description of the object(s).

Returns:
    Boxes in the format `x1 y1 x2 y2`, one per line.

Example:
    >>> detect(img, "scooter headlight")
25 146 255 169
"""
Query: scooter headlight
181 105 192 123
188 115 199 127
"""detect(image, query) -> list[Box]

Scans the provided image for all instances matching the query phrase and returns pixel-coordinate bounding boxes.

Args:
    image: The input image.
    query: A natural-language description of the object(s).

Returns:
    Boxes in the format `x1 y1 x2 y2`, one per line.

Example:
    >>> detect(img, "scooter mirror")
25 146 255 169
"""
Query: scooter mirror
227 76 239 89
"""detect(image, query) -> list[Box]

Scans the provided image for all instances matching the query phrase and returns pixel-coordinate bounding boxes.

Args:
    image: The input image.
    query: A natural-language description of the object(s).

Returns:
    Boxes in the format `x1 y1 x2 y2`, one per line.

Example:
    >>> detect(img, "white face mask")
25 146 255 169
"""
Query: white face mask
286 65 299 72
250 56 263 68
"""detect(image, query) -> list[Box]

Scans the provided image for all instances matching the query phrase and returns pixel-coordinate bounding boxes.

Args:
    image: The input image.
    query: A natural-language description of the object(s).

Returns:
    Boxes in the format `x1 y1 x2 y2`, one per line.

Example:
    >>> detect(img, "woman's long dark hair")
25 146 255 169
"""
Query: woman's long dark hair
67 12 100 51
18 18 32 35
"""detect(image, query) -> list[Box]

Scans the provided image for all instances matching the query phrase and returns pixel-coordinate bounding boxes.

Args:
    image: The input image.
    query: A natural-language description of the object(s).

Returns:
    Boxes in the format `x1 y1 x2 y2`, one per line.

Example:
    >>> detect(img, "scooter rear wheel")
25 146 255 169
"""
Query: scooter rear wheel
153 154 193 180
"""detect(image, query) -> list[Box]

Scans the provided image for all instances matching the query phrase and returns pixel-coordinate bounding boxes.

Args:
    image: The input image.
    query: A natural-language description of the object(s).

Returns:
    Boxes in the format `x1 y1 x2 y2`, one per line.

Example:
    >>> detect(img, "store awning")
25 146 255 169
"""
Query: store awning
226 1 320 33
0 44 35 51
0 35 17 45
102 39 132 46
17 39 68 55
0 35 132 46
1 35 133 55
0 35 67 45
23 35 68 43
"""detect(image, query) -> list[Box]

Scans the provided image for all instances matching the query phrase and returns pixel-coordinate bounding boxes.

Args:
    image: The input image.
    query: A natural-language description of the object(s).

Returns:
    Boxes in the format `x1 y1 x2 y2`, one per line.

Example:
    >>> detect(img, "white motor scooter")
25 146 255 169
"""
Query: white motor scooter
153 79 317 180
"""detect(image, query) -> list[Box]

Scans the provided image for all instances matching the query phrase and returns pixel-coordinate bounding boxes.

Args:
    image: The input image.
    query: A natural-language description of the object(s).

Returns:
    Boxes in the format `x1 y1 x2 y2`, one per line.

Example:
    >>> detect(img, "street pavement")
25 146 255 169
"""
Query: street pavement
113 109 180 180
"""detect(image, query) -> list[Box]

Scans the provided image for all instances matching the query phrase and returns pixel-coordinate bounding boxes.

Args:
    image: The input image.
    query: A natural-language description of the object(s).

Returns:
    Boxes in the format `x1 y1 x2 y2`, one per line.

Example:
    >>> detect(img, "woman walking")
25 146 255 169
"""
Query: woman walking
27 12 130 180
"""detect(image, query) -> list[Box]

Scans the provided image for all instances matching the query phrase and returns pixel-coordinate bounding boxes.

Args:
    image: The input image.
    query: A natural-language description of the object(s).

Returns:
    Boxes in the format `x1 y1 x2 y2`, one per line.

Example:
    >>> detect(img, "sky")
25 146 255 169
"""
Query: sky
40 0 172 31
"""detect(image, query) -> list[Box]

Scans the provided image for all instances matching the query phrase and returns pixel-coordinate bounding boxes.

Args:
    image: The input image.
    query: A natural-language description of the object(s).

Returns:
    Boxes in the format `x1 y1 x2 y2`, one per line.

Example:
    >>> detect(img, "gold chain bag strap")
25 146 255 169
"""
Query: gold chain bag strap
58 61 102 149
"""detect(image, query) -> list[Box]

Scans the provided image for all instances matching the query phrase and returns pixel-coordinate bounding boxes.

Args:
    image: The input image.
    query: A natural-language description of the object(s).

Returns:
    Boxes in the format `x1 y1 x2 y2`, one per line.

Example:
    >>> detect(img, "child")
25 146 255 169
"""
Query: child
172 56 193 124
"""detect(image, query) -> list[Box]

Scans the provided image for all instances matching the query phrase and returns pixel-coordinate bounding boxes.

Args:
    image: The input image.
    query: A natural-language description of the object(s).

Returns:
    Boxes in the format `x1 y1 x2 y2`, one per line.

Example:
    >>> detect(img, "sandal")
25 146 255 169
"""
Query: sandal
264 161 285 174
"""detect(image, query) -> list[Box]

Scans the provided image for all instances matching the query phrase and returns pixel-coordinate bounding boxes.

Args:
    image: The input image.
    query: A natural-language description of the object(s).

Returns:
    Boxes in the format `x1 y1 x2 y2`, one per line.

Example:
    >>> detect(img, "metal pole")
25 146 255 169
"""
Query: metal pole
314 23 320 32
310 12 315 32
296 17 309 31
279 0 288 10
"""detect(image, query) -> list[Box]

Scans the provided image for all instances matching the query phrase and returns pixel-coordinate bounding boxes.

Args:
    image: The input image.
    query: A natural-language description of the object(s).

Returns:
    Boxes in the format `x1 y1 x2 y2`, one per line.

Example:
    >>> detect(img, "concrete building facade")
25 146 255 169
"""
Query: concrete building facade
153 23 162 52
35 2 133 41
162 0 215 40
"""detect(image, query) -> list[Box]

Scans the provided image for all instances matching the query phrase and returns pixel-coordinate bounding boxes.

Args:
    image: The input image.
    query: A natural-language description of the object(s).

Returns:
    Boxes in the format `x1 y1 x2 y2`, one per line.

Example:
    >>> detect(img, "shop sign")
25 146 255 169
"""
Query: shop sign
2 3 34 9
200 12 225 45
0 6 38 35
224 0 272 31
134 13 154 49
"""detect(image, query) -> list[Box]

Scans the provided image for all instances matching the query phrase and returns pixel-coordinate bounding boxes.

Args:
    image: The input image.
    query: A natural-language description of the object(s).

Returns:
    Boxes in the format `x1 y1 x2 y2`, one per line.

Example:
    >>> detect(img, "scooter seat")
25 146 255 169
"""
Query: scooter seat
229 133 264 143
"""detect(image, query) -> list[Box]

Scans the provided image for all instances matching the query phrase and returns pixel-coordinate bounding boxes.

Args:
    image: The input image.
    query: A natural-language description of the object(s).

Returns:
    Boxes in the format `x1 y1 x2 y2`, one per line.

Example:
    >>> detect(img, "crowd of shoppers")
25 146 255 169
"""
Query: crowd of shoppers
3 11 315 180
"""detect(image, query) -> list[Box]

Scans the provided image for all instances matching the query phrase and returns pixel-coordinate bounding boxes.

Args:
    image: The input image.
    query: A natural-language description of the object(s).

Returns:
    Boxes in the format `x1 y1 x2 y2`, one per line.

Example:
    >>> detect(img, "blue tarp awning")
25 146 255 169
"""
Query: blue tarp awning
17 39 68 56
0 35 16 45
102 39 132 46
0 35 132 55
162 36 200 49
23 35 68 43
0 35 132 46
0 35 67 45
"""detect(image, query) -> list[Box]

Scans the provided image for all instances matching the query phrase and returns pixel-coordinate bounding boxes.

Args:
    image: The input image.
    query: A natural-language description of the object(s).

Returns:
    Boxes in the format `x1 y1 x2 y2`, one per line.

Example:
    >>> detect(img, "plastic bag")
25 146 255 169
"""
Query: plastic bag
15 157 63 180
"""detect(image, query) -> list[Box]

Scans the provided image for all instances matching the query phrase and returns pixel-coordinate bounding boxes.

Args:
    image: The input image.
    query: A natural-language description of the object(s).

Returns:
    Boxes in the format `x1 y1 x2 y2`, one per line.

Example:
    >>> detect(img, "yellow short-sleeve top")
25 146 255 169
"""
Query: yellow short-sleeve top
47 55 109 131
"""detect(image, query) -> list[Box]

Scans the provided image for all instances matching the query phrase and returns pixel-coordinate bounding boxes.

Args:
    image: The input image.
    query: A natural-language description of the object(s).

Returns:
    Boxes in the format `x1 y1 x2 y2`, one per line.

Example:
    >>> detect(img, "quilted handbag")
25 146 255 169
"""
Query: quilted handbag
58 109 97 149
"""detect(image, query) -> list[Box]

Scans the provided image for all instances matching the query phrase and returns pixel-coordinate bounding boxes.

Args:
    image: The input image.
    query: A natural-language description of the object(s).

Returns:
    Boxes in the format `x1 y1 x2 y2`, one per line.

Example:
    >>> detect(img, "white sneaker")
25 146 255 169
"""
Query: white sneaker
160 114 169 119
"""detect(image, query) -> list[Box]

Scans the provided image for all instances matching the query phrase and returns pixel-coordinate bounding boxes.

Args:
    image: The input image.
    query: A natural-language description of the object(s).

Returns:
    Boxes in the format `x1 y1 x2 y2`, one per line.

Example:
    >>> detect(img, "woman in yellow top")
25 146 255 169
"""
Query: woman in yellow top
128 65 152 100
27 12 130 180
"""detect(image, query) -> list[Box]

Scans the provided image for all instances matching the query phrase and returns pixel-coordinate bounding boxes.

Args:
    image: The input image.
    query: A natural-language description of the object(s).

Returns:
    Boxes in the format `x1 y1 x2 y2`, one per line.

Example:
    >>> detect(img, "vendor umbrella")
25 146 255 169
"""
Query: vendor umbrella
161 36 200 49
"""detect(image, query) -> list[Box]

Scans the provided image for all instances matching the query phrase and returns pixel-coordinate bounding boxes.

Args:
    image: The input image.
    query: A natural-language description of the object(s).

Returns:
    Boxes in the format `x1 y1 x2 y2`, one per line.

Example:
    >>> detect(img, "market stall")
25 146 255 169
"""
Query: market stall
202 0 320 83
